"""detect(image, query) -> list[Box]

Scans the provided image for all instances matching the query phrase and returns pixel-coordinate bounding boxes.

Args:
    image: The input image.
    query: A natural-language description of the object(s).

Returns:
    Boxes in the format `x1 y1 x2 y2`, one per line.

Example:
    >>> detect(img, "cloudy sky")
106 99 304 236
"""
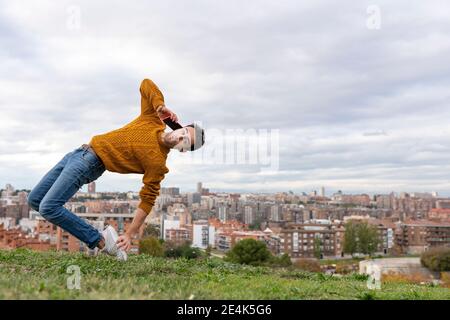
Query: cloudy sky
1 1 450 196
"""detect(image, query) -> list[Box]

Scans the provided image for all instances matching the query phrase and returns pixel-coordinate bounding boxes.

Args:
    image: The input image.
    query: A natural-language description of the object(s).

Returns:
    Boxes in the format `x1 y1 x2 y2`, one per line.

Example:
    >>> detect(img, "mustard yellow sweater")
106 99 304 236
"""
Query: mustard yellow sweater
89 79 170 214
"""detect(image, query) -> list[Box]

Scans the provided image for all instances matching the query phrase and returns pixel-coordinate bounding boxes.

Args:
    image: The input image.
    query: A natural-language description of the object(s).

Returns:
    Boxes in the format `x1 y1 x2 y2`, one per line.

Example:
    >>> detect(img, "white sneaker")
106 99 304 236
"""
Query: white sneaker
86 247 99 257
101 226 128 261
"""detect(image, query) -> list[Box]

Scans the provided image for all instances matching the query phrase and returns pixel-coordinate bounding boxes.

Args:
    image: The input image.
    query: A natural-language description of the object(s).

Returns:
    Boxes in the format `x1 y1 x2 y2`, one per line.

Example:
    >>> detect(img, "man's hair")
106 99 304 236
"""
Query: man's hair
185 123 205 151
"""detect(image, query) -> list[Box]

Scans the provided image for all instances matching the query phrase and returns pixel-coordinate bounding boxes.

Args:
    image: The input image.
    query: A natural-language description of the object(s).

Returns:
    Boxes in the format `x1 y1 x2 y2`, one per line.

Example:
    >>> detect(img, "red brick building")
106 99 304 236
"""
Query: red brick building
395 220 450 254
428 209 450 222
0 223 54 251
165 227 191 245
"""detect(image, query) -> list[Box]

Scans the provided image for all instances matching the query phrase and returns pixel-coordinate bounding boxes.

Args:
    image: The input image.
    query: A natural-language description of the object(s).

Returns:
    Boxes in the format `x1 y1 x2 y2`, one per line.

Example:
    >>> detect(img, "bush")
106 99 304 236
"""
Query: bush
139 236 164 257
142 224 160 238
224 238 271 266
293 259 321 273
163 240 179 258
280 253 293 267
179 243 202 259
270 253 292 267
163 240 202 260
381 271 434 285
441 272 450 288
205 245 212 257
335 263 359 274
420 246 450 272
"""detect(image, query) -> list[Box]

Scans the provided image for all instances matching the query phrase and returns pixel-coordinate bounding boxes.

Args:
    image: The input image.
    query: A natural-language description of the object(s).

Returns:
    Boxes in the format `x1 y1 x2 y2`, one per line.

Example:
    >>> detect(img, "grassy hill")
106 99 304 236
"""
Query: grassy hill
0 249 449 300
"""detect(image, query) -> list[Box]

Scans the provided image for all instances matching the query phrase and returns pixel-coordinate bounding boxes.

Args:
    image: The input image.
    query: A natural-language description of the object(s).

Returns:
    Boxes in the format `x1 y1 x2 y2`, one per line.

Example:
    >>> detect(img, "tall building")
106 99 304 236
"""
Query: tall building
197 182 202 194
192 220 215 249
1 184 15 199
244 206 255 225
270 205 281 222
187 192 201 206
17 191 28 205
320 186 325 197
161 187 180 196
218 205 228 222
160 214 180 240
88 182 96 193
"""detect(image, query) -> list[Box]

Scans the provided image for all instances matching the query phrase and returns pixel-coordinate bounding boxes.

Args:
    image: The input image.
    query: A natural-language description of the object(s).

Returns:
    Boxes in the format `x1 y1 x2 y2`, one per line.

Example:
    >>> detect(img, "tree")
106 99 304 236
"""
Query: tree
344 221 379 256
139 236 164 257
163 240 179 258
343 221 358 256
313 236 322 259
421 247 450 271
163 240 202 260
225 238 271 266
357 222 379 255
279 253 292 266
179 243 202 259
205 245 212 257
143 224 160 238
270 253 292 267
248 221 261 231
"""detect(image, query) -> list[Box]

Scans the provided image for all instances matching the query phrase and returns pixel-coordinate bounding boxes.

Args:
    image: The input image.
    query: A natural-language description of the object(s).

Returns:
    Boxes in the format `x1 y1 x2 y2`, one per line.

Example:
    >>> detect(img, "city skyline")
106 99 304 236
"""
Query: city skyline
2 178 449 257
0 181 447 199
1 1 450 196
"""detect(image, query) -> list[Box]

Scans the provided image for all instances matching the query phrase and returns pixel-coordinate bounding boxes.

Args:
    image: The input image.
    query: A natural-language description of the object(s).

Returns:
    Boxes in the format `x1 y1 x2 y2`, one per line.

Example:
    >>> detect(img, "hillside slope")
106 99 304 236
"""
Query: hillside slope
0 249 449 300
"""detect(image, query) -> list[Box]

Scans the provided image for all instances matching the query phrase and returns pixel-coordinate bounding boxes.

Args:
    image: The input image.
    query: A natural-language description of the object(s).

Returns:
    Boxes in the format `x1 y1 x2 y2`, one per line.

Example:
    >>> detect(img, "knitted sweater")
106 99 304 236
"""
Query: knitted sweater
89 79 170 214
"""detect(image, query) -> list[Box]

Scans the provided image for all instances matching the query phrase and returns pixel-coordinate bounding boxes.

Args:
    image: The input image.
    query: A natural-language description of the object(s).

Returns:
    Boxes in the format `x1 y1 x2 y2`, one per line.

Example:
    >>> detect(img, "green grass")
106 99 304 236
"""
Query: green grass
0 249 449 300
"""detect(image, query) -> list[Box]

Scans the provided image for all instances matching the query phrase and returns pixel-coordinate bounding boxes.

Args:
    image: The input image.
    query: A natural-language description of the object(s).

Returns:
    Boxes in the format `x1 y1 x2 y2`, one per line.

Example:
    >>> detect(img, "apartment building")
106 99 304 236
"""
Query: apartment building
192 220 216 249
278 223 341 259
165 227 191 245
0 223 54 250
395 220 450 254
36 213 139 253
216 230 268 251
428 208 450 222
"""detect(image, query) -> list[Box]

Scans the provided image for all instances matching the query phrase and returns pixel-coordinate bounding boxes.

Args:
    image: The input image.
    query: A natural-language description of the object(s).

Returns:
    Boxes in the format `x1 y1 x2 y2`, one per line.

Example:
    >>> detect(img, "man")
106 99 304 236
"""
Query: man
27 78 205 260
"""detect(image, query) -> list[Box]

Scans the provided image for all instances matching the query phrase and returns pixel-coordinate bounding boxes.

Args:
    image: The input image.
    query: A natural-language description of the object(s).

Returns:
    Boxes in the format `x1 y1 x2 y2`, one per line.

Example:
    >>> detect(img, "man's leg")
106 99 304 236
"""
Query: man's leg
27 147 82 212
38 147 106 249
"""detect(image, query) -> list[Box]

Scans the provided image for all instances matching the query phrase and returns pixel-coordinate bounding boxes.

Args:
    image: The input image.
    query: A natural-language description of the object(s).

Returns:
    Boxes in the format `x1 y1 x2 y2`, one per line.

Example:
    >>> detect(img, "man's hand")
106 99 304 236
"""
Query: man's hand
156 105 179 123
116 234 132 252
118 206 148 252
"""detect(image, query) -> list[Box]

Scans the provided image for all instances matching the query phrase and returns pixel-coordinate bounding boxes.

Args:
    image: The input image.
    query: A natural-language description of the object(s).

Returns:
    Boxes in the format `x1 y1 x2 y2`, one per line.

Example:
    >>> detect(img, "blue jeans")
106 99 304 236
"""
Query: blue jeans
28 144 106 249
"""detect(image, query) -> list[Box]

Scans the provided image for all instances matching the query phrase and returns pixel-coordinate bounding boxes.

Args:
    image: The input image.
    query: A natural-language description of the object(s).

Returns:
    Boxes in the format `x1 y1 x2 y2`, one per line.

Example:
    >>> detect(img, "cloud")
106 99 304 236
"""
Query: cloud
0 0 450 196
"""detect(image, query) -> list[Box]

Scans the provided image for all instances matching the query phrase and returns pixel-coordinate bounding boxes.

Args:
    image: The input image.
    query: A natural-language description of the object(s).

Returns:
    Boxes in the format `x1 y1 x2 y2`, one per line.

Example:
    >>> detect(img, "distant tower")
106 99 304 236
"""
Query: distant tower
197 182 202 194
88 182 96 193
2 183 15 198
320 186 325 197
218 205 228 222
244 206 255 225
188 192 201 206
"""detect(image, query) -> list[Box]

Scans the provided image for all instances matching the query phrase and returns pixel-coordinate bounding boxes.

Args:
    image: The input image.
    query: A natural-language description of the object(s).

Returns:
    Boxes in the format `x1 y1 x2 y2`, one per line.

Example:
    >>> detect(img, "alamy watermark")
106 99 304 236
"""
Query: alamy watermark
183 126 280 173
67 265 81 290
366 5 381 30
66 5 82 31
366 263 381 290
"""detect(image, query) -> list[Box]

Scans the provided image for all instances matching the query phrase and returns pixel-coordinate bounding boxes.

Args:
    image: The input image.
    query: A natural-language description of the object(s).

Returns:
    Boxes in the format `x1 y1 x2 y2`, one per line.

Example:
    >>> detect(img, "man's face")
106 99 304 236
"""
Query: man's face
165 127 195 152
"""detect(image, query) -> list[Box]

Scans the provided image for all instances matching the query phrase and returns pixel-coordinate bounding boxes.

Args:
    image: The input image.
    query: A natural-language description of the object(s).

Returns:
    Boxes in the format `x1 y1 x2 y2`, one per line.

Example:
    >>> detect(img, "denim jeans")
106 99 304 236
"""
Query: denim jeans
28 145 106 249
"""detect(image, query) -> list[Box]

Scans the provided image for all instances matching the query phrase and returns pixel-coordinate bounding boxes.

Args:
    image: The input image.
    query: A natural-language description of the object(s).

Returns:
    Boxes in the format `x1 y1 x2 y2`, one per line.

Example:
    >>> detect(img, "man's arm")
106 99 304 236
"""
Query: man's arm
140 78 165 115
117 171 166 251
140 78 179 122
116 206 148 251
